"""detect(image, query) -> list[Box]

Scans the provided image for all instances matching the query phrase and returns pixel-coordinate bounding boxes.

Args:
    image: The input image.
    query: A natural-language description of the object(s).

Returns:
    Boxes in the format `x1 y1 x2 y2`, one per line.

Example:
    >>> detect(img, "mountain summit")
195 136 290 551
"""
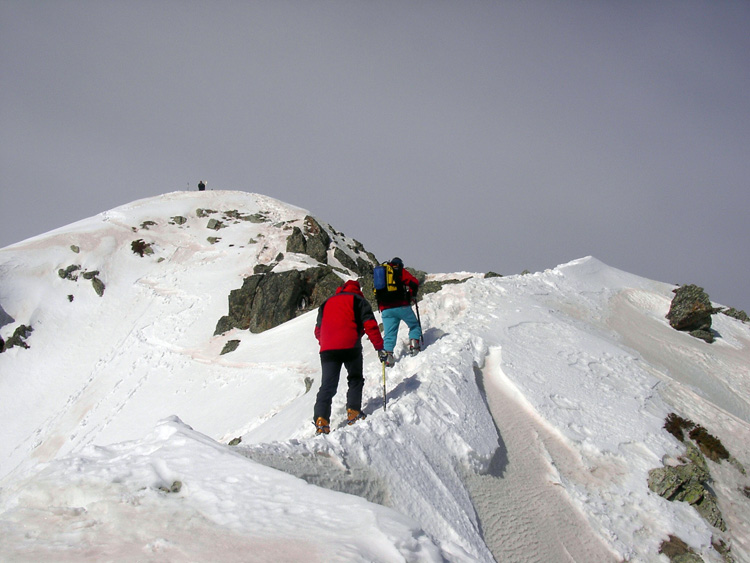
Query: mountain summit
1 191 749 562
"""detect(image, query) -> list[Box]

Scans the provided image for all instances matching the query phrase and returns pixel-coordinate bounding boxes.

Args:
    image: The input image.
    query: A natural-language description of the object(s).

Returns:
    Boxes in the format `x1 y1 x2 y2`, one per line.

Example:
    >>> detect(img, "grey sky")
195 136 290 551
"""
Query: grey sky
2 1 748 312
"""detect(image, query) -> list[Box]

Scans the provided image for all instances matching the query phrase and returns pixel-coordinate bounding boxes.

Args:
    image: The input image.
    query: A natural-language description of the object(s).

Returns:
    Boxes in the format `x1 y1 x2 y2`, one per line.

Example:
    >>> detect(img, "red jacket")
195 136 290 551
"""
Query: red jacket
315 280 384 352
378 267 420 311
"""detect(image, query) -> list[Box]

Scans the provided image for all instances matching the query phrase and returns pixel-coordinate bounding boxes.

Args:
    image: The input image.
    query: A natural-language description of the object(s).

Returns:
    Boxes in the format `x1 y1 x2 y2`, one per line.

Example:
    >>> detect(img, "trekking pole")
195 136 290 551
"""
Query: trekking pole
382 360 387 411
414 297 424 348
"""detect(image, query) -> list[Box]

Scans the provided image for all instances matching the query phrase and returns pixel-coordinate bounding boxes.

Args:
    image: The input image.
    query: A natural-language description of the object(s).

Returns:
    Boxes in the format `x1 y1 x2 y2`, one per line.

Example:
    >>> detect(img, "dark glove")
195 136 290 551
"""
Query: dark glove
378 350 388 363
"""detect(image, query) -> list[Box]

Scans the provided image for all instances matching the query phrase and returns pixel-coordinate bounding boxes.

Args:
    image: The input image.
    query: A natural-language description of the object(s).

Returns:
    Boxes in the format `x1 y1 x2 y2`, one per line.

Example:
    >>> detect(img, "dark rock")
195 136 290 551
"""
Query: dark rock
350 239 379 268
721 308 749 323
659 535 704 563
5 324 33 350
170 216 187 225
214 266 344 335
665 413 694 442
70 245 80 253
330 247 374 278
91 277 105 297
58 264 81 280
81 270 99 280
303 216 330 263
196 208 217 217
305 237 328 264
485 271 503 278
359 274 377 311
356 257 374 275
253 264 274 275
690 329 715 343
333 247 358 272
666 285 715 334
304 266 345 308
131 240 153 257
222 210 244 221
688 425 730 463
228 437 242 446
140 221 157 230
421 278 464 295
207 237 221 245
206 218 225 231
286 227 307 254
648 444 726 531
351 238 370 256
275 252 284 262
303 216 330 245
246 213 269 223
221 340 240 355
711 539 733 563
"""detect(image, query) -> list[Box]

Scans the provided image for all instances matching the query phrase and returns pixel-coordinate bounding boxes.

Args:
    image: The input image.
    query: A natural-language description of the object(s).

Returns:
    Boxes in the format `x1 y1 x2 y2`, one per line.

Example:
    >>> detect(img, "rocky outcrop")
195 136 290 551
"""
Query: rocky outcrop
220 340 240 355
333 247 375 277
666 285 717 343
721 307 749 323
206 218 225 231
214 266 344 335
420 277 463 296
658 536 704 563
284 216 332 264
286 227 307 254
131 239 154 257
649 413 742 534
82 271 106 296
2 324 34 350
58 265 105 297
58 264 81 280
648 443 726 531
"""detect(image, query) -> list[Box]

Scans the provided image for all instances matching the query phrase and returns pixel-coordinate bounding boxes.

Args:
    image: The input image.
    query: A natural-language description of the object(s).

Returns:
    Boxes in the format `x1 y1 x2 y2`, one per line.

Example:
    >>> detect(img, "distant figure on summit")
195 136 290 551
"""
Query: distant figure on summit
374 257 421 367
312 280 386 435
198 180 206 191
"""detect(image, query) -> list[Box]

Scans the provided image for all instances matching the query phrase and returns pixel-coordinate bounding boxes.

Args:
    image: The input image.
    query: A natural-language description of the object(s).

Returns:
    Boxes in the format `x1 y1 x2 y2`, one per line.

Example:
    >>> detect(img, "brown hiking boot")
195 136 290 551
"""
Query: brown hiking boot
346 409 366 426
315 417 330 435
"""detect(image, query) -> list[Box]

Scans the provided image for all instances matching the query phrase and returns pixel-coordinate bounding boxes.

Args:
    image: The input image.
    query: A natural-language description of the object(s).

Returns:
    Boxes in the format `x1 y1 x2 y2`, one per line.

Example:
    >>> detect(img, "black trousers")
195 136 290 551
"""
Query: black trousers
313 348 364 422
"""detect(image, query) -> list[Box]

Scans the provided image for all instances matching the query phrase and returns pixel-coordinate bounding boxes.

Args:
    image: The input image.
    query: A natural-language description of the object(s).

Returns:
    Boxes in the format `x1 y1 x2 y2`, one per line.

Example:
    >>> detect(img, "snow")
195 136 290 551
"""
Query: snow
1 191 749 562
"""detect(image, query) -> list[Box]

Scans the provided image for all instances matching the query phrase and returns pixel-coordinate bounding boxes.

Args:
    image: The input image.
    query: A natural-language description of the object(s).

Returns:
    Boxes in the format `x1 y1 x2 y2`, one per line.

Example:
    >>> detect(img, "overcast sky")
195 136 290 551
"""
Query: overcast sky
2 1 748 312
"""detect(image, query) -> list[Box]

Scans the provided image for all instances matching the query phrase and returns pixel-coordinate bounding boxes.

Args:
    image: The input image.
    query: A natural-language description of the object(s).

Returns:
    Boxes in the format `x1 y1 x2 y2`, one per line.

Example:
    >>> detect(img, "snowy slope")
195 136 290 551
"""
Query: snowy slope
1 191 749 562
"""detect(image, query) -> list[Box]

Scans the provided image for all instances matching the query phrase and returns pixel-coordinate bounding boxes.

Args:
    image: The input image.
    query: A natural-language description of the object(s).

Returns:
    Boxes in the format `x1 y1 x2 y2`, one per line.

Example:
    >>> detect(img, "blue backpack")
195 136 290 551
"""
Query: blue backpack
373 262 406 304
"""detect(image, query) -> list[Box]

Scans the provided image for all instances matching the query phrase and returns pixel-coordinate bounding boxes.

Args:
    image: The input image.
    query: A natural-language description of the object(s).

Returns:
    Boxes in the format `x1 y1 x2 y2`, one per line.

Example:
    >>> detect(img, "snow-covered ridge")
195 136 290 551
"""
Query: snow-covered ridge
1 192 749 562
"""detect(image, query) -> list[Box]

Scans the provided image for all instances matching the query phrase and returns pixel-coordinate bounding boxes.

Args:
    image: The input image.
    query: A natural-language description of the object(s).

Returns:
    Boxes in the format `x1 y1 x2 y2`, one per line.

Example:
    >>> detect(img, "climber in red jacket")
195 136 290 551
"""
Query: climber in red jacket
313 279 385 435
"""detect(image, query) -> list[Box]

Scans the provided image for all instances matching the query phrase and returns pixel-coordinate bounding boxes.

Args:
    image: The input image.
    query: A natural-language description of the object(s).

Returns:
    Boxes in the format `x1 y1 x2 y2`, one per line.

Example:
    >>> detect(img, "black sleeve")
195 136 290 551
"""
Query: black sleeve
353 294 376 332
316 301 326 329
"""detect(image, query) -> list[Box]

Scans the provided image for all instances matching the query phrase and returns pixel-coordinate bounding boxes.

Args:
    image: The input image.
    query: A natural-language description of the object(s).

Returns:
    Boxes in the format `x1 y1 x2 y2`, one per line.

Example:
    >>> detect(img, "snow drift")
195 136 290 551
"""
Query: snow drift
1 191 748 562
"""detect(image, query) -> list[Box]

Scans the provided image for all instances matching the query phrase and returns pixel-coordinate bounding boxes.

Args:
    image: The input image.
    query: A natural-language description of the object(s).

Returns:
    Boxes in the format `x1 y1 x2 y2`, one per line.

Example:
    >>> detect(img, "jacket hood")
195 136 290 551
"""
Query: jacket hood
338 280 363 297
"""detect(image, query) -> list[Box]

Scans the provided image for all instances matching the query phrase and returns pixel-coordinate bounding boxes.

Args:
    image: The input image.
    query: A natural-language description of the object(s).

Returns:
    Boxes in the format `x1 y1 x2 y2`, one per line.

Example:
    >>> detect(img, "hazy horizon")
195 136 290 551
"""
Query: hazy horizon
2 1 748 311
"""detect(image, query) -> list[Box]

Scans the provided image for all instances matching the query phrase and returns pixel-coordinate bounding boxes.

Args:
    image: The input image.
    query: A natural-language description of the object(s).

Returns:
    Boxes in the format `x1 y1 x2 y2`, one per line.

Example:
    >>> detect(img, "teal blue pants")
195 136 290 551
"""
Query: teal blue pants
382 306 421 352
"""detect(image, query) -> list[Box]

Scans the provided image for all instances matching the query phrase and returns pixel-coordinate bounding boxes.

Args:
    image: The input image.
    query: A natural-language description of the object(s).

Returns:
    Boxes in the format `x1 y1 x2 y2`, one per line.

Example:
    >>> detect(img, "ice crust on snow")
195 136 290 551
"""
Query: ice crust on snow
1 192 749 562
